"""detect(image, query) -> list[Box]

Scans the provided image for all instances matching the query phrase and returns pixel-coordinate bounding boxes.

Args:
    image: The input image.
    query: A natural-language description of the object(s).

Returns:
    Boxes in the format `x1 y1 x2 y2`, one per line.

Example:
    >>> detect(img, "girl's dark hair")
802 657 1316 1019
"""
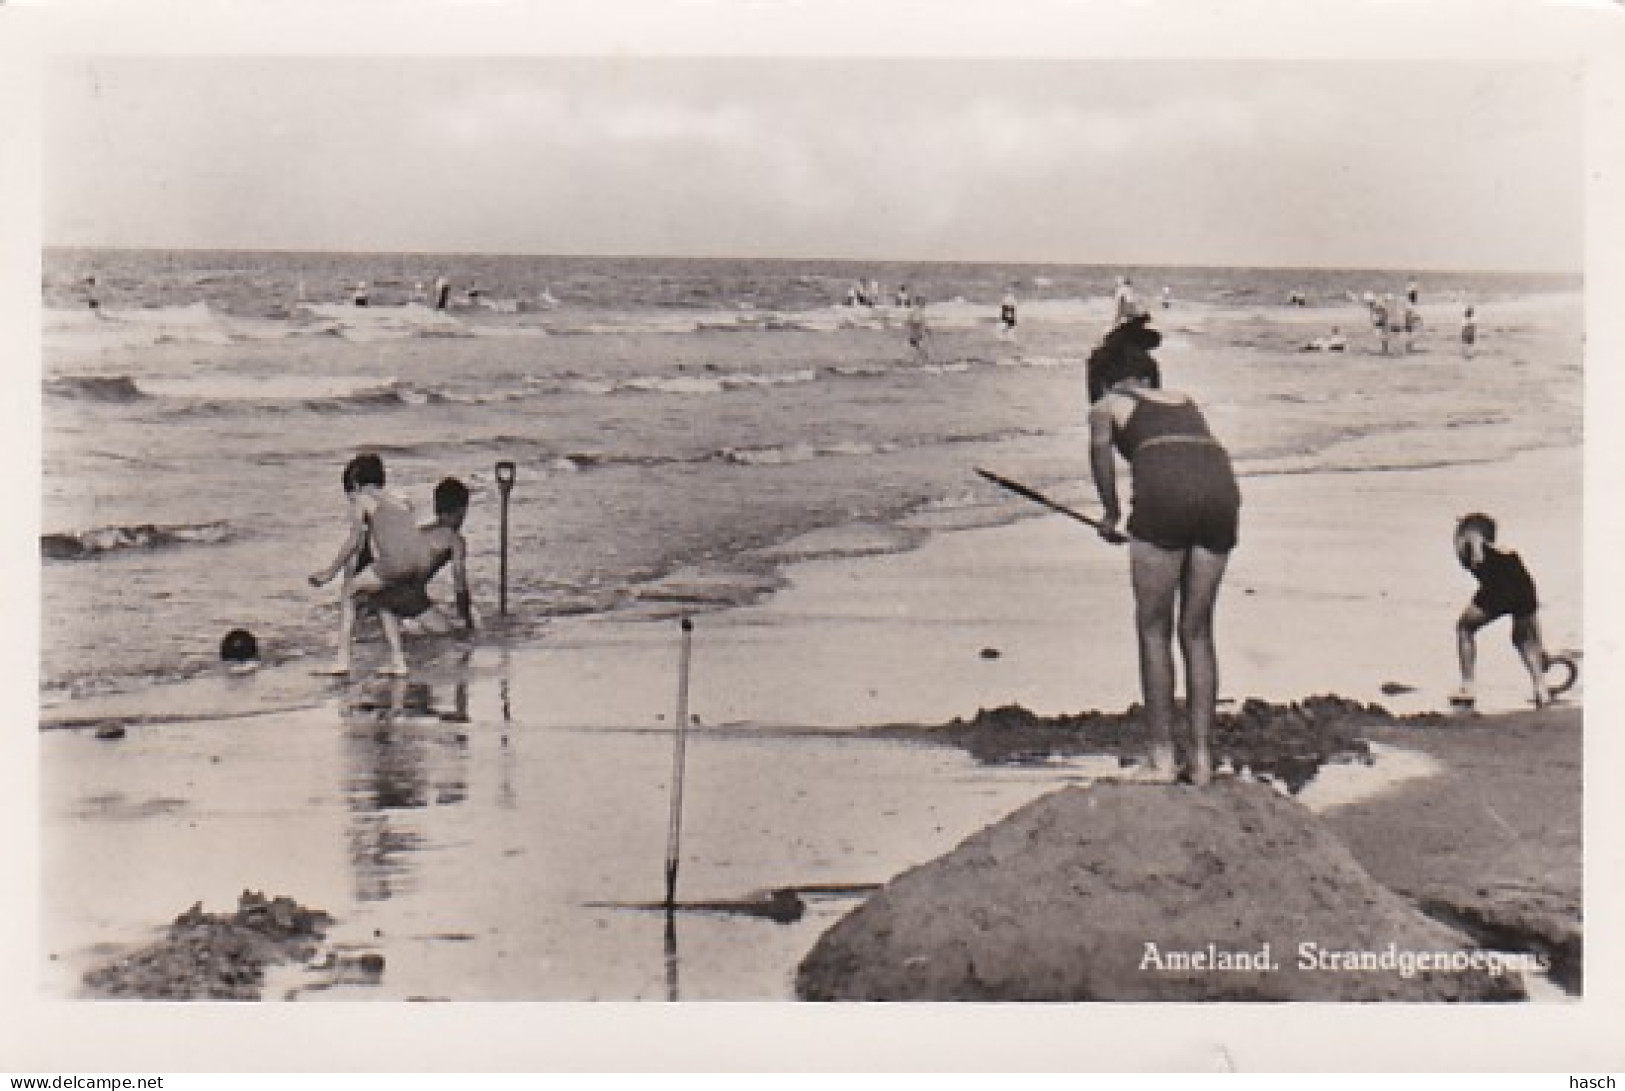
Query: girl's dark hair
343 453 386 491
1087 317 1163 402
1457 512 1496 542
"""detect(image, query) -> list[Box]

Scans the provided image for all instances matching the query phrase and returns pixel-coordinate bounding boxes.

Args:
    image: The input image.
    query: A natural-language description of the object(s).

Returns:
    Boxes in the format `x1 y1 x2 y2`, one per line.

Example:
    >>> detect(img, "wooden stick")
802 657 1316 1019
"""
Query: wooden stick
664 618 695 909
975 467 1125 542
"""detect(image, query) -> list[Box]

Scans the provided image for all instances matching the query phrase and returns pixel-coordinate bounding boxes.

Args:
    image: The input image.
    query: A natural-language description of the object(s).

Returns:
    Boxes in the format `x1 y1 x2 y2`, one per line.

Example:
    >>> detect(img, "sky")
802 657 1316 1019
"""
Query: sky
44 55 1584 270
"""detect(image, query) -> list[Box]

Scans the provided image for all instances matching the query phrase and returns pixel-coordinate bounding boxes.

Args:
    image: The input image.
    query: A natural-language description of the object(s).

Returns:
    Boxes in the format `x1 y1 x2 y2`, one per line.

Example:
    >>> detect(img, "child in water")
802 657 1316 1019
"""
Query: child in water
905 297 932 363
389 477 479 637
309 453 434 675
1452 512 1555 709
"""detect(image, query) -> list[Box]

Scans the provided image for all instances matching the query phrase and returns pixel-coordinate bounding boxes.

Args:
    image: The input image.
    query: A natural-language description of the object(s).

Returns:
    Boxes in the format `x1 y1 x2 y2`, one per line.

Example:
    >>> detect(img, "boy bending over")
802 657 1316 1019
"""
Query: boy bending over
1452 512 1552 709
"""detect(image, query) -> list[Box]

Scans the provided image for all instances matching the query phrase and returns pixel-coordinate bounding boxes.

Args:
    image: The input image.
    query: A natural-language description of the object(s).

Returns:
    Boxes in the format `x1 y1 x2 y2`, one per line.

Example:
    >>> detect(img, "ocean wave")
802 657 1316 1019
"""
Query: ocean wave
42 296 1123 351
42 520 233 561
543 367 824 398
716 440 900 466
148 377 447 417
45 375 146 403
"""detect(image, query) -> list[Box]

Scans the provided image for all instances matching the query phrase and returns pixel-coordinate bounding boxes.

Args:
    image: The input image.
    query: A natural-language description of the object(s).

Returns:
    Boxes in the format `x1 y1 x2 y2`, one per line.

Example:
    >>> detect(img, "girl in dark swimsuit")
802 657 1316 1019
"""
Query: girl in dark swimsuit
1087 321 1240 785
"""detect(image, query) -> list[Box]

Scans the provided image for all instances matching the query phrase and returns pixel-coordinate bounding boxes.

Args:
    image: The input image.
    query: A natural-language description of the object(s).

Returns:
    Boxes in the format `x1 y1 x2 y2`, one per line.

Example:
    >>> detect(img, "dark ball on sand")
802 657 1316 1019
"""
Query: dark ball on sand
220 628 259 664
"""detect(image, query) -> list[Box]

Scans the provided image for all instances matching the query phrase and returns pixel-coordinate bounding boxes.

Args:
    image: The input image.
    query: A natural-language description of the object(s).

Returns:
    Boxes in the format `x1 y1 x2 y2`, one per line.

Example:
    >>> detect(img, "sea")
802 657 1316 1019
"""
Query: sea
39 248 1582 706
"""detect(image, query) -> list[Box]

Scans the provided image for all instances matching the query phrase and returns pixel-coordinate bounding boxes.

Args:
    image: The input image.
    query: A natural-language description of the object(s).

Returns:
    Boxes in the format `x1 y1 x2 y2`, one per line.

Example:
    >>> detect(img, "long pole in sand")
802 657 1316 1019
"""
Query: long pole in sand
664 617 695 910
495 461 516 615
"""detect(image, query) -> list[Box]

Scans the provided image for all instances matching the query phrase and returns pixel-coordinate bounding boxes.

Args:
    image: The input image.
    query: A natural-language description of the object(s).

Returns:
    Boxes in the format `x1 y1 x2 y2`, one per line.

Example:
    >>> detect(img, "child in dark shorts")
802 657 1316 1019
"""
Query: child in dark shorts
1453 512 1553 708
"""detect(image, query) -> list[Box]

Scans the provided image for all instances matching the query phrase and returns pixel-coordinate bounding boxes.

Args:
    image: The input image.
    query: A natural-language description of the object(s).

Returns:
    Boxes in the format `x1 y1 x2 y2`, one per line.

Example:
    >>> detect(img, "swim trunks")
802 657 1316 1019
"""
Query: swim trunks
1114 393 1241 553
361 582 434 619
1470 546 1538 620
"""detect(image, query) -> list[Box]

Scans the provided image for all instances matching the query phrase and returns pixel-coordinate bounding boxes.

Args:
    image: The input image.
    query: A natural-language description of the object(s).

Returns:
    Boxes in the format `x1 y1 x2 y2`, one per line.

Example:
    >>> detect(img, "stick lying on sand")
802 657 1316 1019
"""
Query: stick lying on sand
975 468 1126 544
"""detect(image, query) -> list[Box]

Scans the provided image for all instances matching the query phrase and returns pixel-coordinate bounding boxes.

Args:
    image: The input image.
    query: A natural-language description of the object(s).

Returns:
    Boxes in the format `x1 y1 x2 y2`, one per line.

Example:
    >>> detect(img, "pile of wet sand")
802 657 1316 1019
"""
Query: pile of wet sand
796 777 1529 1002
812 698 1582 1001
81 891 332 1000
876 693 1420 789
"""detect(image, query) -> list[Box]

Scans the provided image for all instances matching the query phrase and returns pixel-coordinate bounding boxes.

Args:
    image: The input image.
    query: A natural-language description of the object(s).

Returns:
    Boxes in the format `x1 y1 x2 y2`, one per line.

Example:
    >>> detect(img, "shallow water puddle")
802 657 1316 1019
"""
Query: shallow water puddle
46 667 1467 1001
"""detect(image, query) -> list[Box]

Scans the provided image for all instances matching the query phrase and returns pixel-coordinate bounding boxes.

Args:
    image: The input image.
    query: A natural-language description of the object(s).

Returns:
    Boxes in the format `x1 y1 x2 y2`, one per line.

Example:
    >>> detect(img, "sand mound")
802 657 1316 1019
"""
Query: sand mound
82 891 332 1000
796 780 1525 1001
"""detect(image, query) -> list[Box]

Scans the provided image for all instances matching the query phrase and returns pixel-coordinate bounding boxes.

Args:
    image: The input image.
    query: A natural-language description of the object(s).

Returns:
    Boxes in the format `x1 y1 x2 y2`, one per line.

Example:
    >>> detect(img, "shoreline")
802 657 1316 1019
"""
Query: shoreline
40 438 1583 731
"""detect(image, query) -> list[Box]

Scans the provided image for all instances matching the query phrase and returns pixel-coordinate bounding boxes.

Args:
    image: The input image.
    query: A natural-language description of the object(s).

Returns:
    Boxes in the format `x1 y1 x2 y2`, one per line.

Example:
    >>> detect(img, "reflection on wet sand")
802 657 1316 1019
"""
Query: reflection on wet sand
306 645 1447 998
342 661 475 904
664 911 678 1002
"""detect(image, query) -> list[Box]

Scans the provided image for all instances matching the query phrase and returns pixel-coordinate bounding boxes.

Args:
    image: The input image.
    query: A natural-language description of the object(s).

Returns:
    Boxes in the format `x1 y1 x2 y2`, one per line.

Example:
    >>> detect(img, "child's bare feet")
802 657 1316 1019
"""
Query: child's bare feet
378 660 410 677
1187 744 1214 787
1119 743 1177 784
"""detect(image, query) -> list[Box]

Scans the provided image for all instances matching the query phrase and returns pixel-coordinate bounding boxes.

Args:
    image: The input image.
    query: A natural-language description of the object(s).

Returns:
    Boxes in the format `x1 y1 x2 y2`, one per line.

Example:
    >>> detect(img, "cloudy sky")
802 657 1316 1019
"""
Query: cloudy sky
45 55 1582 270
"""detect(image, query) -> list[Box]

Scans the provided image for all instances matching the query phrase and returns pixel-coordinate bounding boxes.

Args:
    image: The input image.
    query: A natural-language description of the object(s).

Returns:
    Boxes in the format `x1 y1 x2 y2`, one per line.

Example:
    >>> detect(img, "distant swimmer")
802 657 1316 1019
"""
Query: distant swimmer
895 284 912 308
353 281 370 307
538 286 558 308
1403 301 1423 353
84 275 100 313
1460 306 1477 358
434 275 451 310
1161 286 1172 310
309 453 435 676
1374 294 1401 355
1302 327 1348 353
1407 279 1420 306
1112 276 1139 325
905 297 932 363
1000 288 1018 339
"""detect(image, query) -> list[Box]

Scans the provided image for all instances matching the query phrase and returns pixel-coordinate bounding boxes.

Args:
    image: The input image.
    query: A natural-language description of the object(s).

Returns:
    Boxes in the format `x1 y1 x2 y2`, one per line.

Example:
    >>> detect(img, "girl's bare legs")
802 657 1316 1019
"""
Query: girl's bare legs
1130 542 1186 778
1512 614 1552 706
1177 546 1231 786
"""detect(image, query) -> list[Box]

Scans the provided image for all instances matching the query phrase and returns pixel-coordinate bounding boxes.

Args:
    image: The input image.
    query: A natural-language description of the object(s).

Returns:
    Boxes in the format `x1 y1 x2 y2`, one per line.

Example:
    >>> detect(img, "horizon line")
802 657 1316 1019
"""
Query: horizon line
39 244 1583 279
